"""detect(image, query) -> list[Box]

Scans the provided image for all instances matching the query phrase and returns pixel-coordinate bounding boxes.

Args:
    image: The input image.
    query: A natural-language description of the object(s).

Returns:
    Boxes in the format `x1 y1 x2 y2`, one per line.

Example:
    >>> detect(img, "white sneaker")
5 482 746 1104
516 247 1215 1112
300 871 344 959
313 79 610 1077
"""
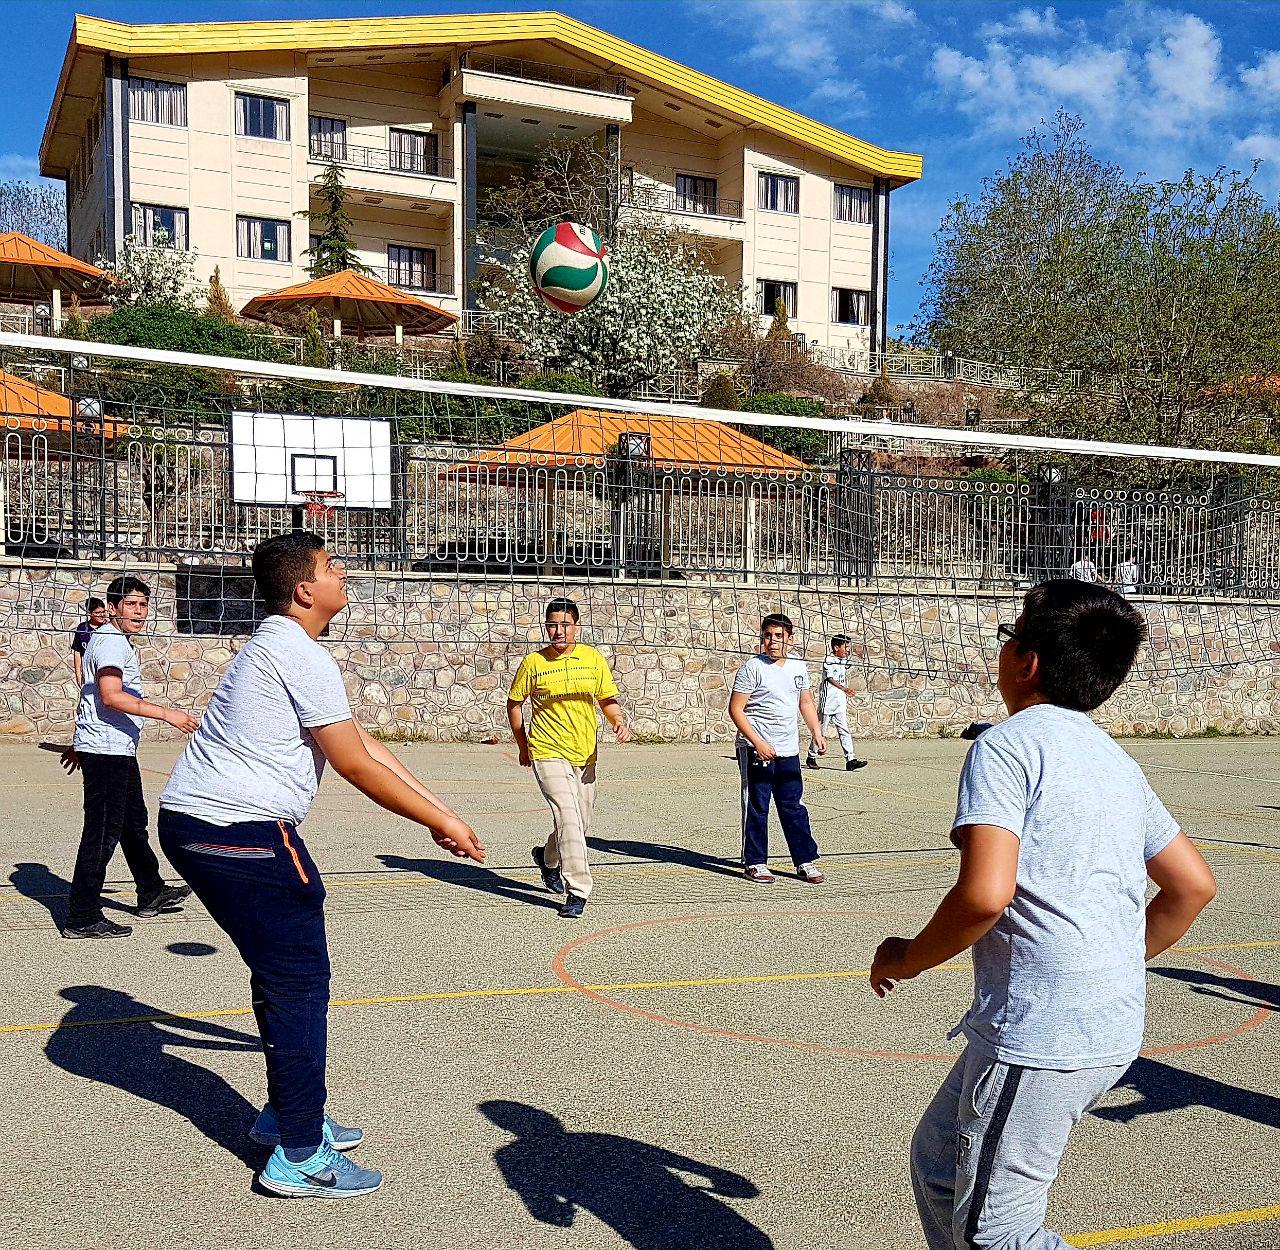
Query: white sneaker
797 862 825 884
744 864 776 883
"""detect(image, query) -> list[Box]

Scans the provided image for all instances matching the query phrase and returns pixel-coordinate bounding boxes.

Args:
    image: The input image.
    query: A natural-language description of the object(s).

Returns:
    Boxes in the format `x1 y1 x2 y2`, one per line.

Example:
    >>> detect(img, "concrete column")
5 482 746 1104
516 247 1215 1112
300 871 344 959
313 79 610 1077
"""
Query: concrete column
869 176 891 357
102 56 130 262
461 101 478 311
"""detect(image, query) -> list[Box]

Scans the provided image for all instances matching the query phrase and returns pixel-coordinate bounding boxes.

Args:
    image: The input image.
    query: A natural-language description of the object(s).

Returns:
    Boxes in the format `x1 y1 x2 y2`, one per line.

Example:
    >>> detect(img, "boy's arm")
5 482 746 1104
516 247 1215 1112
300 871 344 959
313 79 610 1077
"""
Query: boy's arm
97 671 198 734
598 696 632 743
353 721 460 818
870 824 1018 997
73 652 83 688
798 689 824 749
1144 832 1216 960
729 691 775 760
507 698 532 767
310 719 485 862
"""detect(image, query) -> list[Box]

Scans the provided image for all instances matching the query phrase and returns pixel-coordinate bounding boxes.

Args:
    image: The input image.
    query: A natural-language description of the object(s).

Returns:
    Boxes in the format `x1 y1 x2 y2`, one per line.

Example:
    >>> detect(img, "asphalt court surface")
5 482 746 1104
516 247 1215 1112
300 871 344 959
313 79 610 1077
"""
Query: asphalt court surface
0 735 1276 1249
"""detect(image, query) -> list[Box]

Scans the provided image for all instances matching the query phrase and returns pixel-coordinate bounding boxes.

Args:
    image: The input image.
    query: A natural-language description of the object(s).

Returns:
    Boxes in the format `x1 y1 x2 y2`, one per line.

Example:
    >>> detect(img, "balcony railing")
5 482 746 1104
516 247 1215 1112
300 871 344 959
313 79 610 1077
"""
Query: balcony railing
308 137 455 180
461 51 629 96
623 185 744 220
367 266 456 297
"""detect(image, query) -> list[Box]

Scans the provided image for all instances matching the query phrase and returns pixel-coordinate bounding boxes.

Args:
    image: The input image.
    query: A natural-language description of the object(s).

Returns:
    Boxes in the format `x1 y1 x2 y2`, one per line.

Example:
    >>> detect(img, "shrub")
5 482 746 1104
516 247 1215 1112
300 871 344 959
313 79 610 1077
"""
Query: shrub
742 392 828 463
700 371 741 411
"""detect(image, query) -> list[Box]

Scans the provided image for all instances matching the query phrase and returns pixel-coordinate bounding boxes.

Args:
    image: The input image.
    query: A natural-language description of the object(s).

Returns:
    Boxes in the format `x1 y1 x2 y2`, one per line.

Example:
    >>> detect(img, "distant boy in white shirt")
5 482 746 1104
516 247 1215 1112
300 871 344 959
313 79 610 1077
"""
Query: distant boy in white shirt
159 532 486 1200
729 612 827 884
806 634 867 772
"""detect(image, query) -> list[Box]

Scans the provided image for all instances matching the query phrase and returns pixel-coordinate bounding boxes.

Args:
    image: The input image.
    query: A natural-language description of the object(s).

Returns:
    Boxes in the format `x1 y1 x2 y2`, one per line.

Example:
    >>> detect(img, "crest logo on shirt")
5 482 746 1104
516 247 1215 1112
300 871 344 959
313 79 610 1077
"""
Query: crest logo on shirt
794 675 805 689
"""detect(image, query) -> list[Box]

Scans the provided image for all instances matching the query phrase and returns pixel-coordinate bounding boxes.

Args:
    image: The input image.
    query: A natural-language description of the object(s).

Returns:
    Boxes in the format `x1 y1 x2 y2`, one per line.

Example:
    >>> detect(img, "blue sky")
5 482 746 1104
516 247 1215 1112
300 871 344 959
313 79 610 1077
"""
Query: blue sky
7 0 1280 332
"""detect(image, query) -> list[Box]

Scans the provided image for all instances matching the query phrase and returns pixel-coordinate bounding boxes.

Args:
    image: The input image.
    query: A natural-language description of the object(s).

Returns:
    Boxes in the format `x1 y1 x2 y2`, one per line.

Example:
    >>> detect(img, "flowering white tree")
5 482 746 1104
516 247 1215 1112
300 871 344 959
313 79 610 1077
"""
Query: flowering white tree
479 219 739 397
96 229 198 308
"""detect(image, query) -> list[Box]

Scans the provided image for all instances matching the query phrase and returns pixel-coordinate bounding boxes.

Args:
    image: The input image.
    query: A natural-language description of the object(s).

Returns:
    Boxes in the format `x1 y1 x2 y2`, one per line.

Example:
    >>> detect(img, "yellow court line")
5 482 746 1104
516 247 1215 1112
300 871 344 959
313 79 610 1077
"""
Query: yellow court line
1068 1203 1280 1246
1170 938 1280 954
0 963 967 1036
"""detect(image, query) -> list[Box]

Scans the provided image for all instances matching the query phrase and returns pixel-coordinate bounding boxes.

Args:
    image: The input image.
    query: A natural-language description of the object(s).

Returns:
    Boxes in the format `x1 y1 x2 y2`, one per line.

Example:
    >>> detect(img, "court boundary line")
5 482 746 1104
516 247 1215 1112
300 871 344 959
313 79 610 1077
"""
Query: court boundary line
1066 1202 1280 1246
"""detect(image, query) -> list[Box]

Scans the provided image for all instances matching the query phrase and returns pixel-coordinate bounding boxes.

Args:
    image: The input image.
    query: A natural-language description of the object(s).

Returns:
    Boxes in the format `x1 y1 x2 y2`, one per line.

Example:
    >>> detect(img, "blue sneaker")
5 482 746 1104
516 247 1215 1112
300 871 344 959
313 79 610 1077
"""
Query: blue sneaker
259 1143 382 1199
249 1104 364 1152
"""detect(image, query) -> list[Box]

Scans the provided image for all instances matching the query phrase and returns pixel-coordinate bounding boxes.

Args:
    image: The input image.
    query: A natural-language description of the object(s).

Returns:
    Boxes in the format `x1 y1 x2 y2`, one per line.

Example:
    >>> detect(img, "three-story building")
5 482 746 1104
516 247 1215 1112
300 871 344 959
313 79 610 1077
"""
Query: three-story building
41 11 922 354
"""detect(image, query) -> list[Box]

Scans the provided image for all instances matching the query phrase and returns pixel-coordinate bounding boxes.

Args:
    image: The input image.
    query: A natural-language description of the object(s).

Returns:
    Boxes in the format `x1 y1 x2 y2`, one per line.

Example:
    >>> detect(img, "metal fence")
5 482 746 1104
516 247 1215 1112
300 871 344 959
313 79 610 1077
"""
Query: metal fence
4 421 1278 598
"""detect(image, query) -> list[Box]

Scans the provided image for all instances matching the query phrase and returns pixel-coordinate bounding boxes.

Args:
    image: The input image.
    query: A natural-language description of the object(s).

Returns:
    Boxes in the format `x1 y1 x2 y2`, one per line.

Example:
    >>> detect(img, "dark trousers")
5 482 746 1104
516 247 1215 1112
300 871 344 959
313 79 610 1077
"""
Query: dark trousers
68 752 166 928
737 745 820 868
159 808 330 1151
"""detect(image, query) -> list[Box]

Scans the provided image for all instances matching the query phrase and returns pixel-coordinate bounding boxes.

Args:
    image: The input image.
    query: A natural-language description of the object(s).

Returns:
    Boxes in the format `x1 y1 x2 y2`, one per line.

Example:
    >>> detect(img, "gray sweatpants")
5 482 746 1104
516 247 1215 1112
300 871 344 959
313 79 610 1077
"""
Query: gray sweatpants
911 1044 1128 1249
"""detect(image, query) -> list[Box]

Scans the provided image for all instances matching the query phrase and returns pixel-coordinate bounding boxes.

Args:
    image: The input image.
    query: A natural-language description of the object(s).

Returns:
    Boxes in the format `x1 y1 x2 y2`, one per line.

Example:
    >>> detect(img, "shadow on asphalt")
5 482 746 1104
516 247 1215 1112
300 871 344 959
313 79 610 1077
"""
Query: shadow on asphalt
377 853 562 910
1151 964 1280 1010
481 1100 775 1249
45 986 264 1169
1093 1056 1280 1131
586 836 744 878
8 862 133 929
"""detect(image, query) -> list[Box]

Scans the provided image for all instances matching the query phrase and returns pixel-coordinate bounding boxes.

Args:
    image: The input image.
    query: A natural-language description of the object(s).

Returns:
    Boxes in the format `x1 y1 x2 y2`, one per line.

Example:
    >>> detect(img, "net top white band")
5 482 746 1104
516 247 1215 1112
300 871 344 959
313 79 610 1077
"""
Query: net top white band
5 331 1278 470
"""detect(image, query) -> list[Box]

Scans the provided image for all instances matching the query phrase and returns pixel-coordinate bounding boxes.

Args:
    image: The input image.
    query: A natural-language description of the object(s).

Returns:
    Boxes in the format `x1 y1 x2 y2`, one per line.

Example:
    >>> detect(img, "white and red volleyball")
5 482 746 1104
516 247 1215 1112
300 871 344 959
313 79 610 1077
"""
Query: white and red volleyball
528 222 610 313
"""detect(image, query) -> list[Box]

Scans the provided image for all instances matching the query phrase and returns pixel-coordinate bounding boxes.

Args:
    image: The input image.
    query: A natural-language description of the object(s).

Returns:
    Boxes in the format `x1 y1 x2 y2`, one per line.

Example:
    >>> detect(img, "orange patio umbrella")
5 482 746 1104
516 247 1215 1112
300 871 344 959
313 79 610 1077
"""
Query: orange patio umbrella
240 269 457 342
0 232 112 328
0 368 127 439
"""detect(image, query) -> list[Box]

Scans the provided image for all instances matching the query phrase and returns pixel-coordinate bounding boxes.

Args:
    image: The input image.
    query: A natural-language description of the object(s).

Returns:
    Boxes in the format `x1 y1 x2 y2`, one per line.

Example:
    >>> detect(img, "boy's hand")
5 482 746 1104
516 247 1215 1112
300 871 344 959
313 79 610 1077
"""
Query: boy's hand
163 707 199 734
433 817 487 863
870 936 915 997
613 722 633 744
814 738 826 756
754 740 778 762
517 745 532 768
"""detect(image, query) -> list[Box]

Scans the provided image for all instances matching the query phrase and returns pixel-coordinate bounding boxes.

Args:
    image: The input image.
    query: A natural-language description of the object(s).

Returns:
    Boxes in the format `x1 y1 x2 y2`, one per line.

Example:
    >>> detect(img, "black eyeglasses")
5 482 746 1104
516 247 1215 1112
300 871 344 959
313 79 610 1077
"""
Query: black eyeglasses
997 623 1020 644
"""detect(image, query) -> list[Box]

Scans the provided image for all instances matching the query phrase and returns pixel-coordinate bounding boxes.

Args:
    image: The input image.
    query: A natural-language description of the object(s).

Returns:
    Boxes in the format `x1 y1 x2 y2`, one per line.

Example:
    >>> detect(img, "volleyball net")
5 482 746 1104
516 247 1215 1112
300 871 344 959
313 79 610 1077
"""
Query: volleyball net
2 330 1279 688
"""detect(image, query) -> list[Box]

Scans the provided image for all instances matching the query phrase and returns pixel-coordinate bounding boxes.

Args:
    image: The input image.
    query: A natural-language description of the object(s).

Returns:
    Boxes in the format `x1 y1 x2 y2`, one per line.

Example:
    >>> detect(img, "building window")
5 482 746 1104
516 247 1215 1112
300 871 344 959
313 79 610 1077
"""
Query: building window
757 171 799 214
389 128 440 175
131 203 189 250
237 216 290 262
235 92 290 141
834 184 872 225
128 77 187 127
387 245 437 291
757 279 797 318
309 116 347 160
832 287 871 325
675 174 718 215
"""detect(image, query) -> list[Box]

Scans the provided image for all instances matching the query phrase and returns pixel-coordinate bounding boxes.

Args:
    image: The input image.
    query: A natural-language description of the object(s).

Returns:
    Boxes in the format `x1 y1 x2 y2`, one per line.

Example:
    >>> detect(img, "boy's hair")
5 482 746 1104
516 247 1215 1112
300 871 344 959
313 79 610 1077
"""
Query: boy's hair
252 532 325 615
86 597 105 612
1015 580 1146 712
830 634 851 649
760 612 794 636
106 576 150 606
545 597 580 623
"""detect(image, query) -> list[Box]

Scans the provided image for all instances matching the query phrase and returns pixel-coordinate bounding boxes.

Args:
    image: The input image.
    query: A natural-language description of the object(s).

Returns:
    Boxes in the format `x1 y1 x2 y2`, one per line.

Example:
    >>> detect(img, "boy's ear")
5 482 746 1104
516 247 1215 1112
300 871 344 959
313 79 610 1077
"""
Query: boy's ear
293 578 315 610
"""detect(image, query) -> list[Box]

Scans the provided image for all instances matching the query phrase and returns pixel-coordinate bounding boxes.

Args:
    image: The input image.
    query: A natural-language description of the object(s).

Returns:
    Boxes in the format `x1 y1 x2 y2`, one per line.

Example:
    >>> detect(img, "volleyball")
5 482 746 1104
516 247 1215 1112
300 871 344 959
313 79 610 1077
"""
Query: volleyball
528 222 610 313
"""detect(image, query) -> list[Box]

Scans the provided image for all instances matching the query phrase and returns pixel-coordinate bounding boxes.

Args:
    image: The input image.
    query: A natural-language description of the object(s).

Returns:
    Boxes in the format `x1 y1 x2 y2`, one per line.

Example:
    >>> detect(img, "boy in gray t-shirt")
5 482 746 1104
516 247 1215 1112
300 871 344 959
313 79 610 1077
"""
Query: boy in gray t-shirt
870 580 1216 1250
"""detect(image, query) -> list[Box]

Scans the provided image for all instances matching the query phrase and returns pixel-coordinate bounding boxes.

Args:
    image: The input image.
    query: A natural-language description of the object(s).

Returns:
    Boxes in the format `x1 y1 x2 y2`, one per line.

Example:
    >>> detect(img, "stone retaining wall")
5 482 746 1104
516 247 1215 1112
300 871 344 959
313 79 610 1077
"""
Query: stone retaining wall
1 560 1277 743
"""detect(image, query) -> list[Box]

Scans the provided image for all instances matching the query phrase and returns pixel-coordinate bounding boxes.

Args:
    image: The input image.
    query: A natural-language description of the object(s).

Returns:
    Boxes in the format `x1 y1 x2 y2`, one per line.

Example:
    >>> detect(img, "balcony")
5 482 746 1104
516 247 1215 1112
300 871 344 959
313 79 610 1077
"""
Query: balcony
366 265 456 297
623 185 743 221
445 51 634 126
309 137 455 180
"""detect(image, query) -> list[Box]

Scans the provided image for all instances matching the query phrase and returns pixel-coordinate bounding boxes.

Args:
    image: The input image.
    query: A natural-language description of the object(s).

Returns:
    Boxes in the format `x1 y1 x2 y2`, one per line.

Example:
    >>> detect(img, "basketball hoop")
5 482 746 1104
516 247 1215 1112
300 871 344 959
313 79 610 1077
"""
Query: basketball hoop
299 490 344 524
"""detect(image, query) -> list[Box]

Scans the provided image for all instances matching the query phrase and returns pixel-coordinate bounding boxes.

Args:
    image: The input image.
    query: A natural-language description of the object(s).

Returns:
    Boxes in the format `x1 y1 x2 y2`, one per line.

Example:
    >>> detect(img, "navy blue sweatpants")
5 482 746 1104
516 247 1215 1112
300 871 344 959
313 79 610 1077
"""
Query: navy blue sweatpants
159 808 330 1151
737 744 820 868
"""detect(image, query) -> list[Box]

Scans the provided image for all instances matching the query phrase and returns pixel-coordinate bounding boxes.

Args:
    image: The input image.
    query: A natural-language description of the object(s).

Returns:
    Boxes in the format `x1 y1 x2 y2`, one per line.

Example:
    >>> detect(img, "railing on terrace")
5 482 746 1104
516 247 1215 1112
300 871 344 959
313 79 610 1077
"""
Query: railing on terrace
4 421 1279 599
623 185 744 220
308 137 455 180
461 51 629 96
364 265 456 297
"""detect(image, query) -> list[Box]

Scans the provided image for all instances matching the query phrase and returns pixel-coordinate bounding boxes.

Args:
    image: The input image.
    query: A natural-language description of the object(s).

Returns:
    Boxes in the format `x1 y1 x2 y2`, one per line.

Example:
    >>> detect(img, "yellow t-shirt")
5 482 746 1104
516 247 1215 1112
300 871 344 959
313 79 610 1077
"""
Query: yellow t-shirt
508 644 619 766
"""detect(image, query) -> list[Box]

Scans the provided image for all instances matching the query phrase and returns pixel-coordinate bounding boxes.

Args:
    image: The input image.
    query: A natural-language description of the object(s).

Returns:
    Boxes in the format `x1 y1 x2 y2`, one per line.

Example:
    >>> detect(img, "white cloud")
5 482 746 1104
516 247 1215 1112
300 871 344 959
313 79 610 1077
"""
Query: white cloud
867 0 917 25
0 154 40 180
1141 13 1229 132
978 7 1063 40
1241 49 1280 100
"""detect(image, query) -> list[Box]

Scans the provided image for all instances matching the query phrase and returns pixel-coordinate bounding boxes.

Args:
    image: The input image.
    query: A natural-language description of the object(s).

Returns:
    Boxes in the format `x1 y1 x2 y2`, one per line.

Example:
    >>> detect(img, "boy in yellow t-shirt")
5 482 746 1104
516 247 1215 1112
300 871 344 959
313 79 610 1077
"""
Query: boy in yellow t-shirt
507 597 631 918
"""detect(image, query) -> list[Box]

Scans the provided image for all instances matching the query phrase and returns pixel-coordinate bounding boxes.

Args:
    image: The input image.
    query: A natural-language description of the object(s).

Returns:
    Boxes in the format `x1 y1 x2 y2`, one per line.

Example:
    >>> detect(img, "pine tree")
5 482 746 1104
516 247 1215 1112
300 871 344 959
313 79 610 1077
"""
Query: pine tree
205 265 237 322
62 293 90 340
302 164 370 277
766 297 791 340
301 308 328 368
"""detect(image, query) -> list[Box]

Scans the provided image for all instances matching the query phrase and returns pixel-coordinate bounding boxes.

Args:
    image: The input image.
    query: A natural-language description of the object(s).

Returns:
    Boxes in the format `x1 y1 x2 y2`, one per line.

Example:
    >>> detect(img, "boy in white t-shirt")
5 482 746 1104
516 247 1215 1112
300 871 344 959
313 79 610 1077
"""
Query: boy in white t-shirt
159 532 486 1200
729 612 827 884
805 634 867 772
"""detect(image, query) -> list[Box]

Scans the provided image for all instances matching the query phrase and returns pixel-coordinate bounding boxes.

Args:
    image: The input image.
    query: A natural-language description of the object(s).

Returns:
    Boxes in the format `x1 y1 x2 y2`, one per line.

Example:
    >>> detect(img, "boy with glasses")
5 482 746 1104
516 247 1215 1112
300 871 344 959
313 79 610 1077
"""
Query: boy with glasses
870 580 1216 1249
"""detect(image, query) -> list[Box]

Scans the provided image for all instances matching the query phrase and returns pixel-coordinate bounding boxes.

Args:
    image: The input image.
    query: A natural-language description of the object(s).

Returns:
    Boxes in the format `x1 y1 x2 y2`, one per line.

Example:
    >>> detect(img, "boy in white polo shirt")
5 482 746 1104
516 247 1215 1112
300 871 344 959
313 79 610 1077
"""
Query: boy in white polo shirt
729 612 827 884
159 532 486 1200
806 633 867 772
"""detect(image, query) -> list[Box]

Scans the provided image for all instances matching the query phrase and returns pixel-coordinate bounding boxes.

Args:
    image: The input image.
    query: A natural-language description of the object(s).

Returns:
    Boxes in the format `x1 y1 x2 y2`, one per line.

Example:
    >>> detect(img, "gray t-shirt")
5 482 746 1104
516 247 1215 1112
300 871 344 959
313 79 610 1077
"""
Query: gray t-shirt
74 623 144 756
733 655 810 756
952 703 1180 1069
160 615 352 826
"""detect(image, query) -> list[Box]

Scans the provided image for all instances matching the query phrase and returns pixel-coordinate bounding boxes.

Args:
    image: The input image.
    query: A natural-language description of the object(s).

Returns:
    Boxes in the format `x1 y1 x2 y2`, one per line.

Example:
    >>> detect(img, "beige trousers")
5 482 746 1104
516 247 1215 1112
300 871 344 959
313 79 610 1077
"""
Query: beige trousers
531 757 598 900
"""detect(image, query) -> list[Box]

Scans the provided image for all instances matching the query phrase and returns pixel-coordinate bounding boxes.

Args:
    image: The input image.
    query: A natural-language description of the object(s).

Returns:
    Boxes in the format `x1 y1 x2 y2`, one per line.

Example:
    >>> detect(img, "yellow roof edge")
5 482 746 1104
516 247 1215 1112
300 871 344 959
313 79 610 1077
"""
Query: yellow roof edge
44 10 923 183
